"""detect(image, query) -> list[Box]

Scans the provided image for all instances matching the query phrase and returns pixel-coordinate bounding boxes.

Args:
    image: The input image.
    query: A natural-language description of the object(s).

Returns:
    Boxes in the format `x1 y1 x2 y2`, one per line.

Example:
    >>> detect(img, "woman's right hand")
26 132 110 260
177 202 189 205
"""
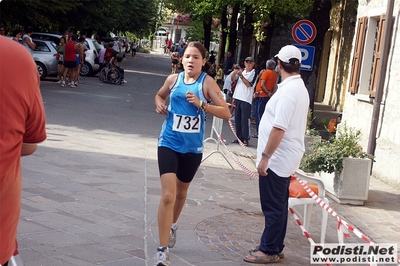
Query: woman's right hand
156 103 168 115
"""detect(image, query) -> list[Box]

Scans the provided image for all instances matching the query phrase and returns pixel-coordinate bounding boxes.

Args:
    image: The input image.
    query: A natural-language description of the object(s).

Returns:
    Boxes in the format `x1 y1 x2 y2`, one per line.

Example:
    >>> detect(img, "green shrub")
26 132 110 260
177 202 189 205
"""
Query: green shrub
301 123 374 173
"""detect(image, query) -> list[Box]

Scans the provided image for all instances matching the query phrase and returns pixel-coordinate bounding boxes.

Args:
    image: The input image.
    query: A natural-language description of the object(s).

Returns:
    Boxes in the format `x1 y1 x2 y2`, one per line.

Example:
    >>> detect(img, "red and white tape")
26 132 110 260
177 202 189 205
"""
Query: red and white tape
289 207 332 266
217 134 258 179
294 174 400 265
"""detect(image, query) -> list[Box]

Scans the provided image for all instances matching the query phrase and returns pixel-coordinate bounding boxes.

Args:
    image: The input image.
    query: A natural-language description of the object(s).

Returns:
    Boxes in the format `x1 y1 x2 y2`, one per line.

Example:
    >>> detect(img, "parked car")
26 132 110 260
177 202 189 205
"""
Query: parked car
8 36 58 79
32 32 99 76
31 39 59 79
80 37 99 76
31 32 62 44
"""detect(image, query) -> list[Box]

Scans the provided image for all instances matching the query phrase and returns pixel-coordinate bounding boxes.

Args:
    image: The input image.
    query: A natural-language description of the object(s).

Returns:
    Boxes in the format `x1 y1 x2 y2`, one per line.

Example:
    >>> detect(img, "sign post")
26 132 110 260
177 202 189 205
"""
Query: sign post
292 20 317 71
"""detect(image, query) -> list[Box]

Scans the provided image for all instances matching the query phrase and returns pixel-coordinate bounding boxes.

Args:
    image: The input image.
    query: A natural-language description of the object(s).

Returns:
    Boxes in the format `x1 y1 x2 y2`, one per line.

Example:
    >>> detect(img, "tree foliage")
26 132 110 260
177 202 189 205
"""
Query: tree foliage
0 0 158 37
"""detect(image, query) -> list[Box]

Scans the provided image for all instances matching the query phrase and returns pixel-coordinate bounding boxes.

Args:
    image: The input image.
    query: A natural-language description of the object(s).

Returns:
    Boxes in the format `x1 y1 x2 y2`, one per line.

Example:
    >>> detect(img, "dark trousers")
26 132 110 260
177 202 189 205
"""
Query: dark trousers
255 97 270 133
258 168 291 255
234 99 251 142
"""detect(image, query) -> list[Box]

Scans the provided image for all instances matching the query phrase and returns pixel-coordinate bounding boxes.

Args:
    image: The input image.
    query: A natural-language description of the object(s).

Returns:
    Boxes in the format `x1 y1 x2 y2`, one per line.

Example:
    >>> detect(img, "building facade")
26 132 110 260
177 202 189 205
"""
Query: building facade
338 0 400 185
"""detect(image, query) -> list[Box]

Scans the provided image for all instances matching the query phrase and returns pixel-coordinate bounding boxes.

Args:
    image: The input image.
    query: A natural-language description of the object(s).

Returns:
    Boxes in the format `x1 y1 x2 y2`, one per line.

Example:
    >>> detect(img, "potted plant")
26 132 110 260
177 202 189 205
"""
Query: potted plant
304 110 322 155
300 123 374 205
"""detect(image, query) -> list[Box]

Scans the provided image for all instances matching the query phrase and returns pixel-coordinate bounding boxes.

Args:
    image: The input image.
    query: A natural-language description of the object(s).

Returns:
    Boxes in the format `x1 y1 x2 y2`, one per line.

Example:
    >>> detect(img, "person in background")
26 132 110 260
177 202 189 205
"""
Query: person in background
63 30 70 42
167 38 172 55
113 37 120 53
109 46 127 84
243 45 309 264
154 41 230 266
75 36 86 85
11 28 22 42
231 57 256 146
0 26 5 35
170 50 180 74
250 61 265 124
215 63 223 89
130 40 137 58
222 63 238 115
98 42 108 71
61 34 78 87
208 50 216 65
252 59 278 138
0 36 47 266
177 43 185 58
223 51 235 80
22 26 36 50
54 36 66 83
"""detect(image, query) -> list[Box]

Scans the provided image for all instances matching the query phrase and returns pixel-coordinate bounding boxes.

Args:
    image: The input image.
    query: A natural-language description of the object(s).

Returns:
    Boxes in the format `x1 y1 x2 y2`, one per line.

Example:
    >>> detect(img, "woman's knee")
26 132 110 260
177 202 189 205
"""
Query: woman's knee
161 191 176 206
175 190 188 201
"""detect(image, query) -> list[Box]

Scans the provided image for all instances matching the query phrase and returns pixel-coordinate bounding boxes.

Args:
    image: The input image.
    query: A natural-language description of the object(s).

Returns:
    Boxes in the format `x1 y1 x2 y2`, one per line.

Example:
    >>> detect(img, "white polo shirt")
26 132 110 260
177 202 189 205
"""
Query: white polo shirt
256 74 310 177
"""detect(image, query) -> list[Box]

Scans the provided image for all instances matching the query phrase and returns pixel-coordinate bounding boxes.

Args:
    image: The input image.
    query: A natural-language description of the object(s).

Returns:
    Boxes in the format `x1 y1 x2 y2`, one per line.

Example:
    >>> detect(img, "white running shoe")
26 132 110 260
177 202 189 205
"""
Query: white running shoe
154 247 169 266
61 81 66 87
168 224 178 248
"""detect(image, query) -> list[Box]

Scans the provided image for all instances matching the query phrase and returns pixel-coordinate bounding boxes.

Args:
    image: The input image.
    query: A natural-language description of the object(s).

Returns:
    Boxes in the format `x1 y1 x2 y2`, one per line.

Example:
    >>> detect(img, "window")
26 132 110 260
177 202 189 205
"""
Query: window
348 14 387 98
34 41 50 52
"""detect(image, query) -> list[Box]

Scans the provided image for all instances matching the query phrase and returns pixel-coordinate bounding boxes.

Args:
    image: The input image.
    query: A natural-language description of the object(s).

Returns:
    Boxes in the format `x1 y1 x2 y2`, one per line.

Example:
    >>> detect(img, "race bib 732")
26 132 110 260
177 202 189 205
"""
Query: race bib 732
172 113 201 133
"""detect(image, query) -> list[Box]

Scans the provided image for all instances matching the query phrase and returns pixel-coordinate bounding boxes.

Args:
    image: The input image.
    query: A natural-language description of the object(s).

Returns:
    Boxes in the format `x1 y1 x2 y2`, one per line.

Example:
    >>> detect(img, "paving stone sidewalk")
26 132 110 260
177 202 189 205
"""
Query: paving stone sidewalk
17 122 400 266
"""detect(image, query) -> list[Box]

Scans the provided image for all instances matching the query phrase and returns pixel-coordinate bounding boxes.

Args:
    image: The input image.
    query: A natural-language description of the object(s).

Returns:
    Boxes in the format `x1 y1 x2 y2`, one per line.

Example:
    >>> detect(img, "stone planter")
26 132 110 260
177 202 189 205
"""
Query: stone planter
319 157 372 205
304 135 322 155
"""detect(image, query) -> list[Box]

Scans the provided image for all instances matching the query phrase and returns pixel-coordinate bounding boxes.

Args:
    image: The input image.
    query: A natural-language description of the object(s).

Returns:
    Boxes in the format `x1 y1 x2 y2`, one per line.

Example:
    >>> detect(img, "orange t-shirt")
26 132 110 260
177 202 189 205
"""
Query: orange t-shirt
255 69 278 97
0 36 47 264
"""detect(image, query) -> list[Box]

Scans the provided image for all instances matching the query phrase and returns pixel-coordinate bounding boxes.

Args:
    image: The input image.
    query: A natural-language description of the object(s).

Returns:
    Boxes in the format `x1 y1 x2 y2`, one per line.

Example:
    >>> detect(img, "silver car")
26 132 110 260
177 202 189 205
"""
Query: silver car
31 39 59 79
7 36 58 79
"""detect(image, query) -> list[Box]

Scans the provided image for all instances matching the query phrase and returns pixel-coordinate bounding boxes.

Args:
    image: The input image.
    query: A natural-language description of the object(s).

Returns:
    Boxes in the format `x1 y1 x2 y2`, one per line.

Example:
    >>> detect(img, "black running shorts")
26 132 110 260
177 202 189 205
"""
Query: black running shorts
157 146 202 183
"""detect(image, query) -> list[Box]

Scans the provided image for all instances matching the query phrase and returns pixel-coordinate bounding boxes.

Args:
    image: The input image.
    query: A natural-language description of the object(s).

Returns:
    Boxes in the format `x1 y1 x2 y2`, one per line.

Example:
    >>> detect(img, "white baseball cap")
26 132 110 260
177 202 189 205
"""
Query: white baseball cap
275 45 302 64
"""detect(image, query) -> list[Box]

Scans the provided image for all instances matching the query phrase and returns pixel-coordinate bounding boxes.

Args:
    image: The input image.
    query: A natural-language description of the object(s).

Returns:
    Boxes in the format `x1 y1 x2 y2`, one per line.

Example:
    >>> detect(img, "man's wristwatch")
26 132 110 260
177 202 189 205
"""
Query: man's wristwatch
262 152 272 159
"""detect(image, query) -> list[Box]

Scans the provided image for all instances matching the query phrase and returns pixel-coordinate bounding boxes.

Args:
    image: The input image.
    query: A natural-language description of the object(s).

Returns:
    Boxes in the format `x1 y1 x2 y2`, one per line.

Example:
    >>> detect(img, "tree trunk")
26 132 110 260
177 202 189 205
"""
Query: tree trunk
240 4 254 62
256 13 275 67
203 17 212 51
228 3 240 56
218 7 228 66
302 0 332 113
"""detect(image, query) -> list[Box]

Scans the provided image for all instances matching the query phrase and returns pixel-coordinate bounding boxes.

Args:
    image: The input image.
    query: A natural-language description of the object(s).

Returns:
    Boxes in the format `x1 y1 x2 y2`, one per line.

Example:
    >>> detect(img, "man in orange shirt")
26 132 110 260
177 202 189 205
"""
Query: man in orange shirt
253 60 278 138
0 36 47 266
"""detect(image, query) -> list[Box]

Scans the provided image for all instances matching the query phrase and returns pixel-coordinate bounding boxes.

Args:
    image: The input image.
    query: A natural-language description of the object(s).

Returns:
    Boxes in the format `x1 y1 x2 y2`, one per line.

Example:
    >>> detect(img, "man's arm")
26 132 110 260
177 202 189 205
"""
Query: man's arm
257 127 285 176
21 143 38 156
23 37 36 50
260 80 272 97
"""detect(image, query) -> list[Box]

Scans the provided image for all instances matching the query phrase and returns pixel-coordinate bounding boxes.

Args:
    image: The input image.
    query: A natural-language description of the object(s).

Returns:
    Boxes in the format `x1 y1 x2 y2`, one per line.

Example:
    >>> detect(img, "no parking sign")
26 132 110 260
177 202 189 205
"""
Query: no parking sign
292 20 317 45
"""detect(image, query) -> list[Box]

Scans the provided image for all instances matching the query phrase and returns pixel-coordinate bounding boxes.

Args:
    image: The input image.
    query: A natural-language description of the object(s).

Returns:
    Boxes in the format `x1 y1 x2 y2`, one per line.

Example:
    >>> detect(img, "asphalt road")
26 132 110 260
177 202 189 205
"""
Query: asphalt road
41 53 171 137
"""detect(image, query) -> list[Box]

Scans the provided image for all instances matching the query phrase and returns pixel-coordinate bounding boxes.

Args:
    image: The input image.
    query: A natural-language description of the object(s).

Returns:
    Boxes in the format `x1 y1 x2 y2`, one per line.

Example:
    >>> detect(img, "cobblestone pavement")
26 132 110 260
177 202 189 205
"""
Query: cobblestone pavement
15 60 400 265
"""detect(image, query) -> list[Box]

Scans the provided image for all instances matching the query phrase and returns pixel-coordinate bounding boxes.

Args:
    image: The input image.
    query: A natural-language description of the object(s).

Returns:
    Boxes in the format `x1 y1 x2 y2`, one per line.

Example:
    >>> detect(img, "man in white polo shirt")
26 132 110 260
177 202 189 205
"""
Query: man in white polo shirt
231 57 256 146
244 45 309 264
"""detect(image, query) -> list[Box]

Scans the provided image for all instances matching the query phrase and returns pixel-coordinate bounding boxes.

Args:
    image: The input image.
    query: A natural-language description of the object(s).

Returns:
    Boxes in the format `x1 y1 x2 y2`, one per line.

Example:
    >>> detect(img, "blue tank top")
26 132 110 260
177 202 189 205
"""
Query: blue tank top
158 71 208 154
